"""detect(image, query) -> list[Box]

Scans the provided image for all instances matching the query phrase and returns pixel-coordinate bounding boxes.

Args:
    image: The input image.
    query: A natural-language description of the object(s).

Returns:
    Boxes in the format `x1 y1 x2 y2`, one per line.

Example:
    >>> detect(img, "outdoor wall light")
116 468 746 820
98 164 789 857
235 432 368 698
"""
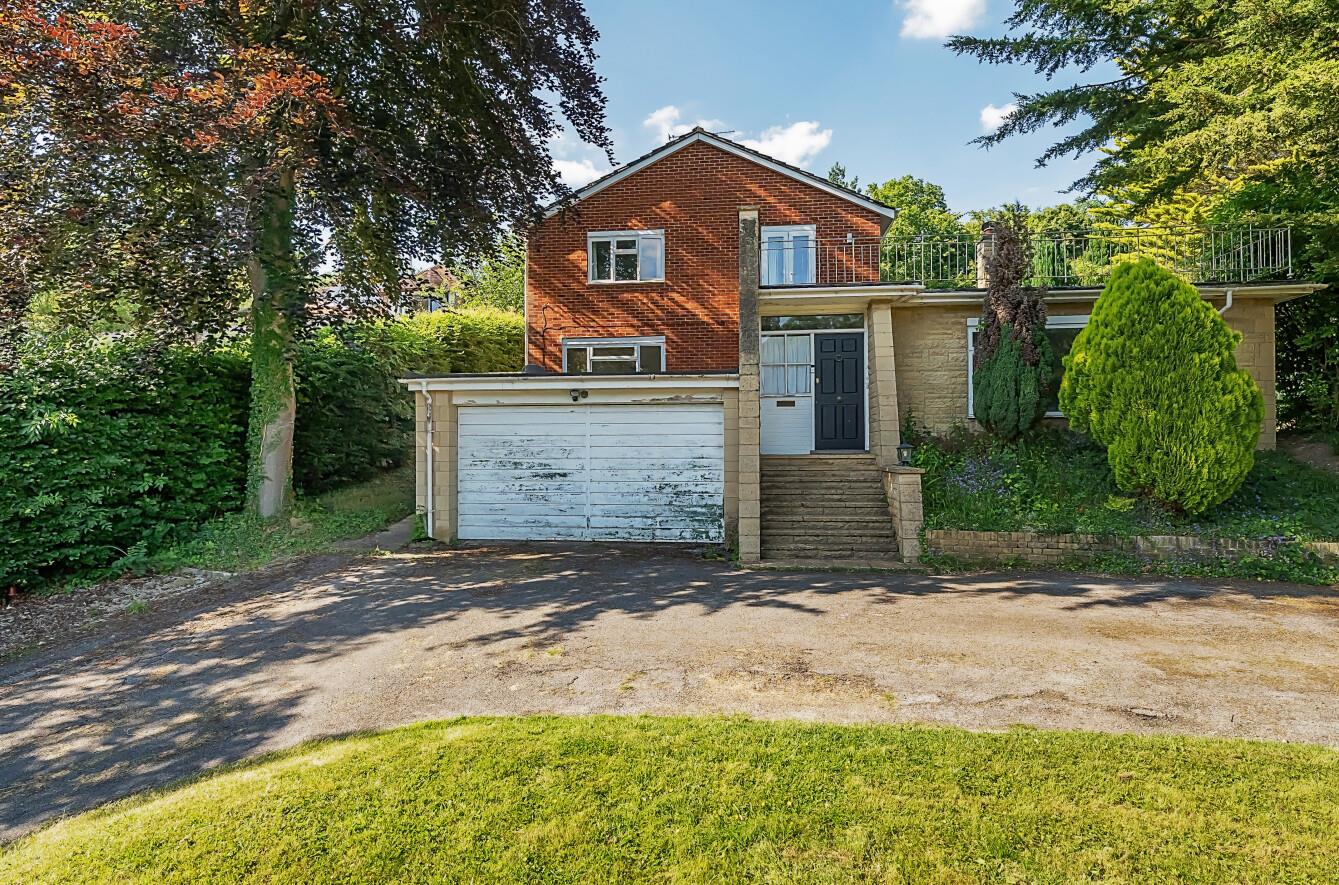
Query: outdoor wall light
569 389 589 402
897 442 915 466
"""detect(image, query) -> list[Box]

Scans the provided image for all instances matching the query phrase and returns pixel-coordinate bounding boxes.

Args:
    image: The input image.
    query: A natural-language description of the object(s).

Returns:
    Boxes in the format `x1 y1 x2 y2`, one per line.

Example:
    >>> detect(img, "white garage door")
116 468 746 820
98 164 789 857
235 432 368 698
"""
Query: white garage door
457 403 725 543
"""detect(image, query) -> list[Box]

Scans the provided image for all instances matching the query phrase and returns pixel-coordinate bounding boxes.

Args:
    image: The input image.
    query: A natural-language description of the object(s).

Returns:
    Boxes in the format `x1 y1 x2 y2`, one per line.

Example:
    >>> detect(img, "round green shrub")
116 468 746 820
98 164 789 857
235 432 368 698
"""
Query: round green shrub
973 324 1054 441
1060 259 1263 514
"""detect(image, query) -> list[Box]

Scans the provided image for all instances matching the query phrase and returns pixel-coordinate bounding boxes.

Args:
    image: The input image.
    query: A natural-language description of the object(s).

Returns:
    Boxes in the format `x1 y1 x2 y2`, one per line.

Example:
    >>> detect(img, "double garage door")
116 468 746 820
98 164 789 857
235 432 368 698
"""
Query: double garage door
457 403 725 543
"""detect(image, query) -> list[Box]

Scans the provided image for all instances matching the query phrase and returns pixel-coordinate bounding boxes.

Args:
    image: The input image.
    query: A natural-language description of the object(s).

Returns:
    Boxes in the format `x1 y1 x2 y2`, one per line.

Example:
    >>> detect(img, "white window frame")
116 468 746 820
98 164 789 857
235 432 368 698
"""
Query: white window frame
587 229 665 284
562 336 666 374
760 224 817 286
967 314 1089 419
760 332 813 398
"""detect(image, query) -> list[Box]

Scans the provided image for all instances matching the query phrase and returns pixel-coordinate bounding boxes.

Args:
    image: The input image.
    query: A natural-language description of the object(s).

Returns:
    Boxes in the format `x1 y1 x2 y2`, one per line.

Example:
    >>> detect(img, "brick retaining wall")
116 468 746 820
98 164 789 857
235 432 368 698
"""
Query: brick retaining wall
926 529 1338 565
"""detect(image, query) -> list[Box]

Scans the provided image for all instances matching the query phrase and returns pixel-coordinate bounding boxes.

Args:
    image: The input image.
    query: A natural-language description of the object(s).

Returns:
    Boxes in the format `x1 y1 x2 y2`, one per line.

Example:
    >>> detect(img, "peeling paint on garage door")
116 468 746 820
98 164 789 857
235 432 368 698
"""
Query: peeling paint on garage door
457 404 725 542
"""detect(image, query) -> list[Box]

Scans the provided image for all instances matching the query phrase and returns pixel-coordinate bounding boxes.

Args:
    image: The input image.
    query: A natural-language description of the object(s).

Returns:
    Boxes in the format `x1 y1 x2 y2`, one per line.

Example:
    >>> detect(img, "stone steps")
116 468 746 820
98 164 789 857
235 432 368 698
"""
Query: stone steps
759 454 902 562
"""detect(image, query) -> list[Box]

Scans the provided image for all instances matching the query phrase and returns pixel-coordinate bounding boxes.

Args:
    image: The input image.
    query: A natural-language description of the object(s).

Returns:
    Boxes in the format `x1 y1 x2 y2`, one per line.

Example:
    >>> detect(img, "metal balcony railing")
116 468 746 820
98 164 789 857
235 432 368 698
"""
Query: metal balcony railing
759 225 1293 289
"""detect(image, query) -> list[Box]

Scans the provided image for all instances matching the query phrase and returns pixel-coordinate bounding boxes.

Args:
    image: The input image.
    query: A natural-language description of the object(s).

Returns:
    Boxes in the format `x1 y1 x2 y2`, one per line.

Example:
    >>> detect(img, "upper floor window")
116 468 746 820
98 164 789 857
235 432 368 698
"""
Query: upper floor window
761 224 816 286
588 230 664 283
564 336 665 374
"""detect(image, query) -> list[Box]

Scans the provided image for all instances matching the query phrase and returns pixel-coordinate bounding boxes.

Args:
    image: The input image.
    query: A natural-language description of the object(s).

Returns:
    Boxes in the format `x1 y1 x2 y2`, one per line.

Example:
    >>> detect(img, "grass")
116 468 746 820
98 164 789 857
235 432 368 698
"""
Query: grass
133 466 415 576
3 717 1337 884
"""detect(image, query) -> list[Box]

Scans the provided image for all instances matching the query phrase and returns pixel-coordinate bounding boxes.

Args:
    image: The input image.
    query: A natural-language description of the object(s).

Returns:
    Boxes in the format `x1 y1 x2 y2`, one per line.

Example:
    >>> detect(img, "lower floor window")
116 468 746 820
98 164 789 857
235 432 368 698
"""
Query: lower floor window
967 315 1088 417
563 336 665 374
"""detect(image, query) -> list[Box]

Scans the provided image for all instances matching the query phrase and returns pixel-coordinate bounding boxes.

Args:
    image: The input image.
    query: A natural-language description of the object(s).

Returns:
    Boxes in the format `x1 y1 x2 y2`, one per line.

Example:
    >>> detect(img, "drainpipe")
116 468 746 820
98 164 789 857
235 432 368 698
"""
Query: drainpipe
1217 288 1235 315
419 381 435 539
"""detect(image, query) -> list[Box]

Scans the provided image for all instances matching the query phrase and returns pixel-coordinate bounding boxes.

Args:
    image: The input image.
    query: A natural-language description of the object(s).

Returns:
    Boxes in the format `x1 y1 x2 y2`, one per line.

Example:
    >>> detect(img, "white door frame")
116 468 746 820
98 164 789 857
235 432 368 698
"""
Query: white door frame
760 324 869 453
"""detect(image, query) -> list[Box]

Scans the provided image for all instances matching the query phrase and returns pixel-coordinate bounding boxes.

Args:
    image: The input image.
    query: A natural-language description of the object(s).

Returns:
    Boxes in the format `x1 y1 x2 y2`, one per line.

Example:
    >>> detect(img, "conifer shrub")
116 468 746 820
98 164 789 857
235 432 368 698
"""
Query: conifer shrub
973 211 1053 440
1060 259 1263 513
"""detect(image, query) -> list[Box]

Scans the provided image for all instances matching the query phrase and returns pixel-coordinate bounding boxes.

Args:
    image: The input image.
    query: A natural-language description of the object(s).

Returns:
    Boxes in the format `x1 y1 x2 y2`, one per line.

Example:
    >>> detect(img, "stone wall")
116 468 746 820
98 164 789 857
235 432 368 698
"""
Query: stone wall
890 297 1280 450
926 529 1337 565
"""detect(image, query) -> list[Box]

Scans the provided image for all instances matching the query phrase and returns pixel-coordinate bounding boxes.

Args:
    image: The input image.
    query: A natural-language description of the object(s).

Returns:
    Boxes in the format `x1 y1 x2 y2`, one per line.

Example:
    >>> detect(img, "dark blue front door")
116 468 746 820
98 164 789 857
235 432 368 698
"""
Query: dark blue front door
814 332 864 451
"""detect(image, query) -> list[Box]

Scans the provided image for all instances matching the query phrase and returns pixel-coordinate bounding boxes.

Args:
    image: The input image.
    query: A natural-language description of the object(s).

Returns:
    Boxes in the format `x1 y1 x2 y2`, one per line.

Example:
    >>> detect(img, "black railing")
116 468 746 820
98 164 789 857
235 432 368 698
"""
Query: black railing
759 226 1293 289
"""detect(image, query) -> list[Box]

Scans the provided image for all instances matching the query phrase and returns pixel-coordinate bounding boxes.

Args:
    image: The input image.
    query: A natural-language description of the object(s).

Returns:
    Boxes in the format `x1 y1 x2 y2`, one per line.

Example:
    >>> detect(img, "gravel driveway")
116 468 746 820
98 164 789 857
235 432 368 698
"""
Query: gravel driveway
4 544 1338 841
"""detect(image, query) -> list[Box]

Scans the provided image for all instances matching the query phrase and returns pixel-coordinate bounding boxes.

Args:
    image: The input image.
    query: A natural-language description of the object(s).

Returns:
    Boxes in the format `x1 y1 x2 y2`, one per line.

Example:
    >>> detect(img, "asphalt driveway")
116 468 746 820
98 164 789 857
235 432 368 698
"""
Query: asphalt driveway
4 544 1338 841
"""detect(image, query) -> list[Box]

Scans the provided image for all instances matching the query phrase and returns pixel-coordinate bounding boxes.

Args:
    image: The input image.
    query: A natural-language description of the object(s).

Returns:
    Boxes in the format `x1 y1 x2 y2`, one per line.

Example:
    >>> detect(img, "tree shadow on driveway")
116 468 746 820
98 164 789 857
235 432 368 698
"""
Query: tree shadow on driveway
2 542 1335 841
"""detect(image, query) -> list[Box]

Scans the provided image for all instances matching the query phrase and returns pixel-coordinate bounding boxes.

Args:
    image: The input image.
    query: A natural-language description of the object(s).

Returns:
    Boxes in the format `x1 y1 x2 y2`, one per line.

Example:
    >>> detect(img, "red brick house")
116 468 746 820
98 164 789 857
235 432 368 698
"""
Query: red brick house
404 128 1317 562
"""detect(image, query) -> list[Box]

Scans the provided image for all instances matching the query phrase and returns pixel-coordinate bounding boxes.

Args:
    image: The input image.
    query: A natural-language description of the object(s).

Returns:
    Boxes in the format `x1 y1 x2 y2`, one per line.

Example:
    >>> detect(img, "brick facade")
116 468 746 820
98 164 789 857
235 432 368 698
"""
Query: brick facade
524 140 885 373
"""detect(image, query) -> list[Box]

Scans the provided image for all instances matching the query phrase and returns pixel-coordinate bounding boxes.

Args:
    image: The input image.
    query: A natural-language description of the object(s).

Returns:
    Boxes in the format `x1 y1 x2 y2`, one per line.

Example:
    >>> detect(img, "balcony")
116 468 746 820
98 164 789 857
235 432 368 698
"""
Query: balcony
759 225 1294 290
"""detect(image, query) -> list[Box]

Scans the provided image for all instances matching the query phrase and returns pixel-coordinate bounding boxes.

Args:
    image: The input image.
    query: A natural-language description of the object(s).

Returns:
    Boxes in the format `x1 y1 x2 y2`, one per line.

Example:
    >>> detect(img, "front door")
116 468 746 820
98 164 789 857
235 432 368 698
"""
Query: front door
814 332 864 451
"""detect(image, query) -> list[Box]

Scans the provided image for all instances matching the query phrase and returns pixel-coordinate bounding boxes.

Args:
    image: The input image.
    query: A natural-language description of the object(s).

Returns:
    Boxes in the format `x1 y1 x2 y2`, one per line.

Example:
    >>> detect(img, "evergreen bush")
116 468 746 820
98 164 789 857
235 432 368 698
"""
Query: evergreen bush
973 324 1054 441
1060 259 1263 513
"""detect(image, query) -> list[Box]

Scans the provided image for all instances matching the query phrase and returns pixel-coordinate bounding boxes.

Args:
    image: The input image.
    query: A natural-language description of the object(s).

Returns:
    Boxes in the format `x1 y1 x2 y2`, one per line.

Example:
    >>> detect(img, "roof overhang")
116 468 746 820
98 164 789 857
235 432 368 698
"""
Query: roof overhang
400 373 739 392
759 280 1326 311
543 129 897 225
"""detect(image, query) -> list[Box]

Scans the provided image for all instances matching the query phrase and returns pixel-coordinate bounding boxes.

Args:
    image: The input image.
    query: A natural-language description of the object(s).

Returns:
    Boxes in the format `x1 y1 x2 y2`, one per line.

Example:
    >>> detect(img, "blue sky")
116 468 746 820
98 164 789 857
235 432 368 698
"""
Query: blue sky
550 0 1102 215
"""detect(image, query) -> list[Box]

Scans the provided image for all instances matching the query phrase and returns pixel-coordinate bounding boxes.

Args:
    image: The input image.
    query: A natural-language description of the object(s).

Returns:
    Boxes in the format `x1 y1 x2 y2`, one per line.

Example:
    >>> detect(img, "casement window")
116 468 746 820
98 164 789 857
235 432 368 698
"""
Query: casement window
760 334 813 396
563 336 666 374
967 315 1089 418
760 224 816 286
587 230 665 283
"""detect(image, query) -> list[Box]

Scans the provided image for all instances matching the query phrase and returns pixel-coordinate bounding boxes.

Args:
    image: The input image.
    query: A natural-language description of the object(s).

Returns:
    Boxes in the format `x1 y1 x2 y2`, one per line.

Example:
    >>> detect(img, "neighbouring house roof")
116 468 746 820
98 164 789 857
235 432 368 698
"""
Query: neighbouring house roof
544 127 898 224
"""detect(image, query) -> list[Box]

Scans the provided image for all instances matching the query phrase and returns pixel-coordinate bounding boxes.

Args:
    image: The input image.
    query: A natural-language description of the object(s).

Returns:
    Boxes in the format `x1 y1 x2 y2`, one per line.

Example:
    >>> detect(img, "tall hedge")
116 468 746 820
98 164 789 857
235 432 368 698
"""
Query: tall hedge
2 307 523 590
1060 259 1263 513
0 337 250 591
291 308 523 493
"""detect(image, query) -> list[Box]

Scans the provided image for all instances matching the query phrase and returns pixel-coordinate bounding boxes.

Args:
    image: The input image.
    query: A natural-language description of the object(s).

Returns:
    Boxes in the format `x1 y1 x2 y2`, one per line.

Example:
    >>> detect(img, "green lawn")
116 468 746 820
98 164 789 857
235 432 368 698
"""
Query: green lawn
139 466 415 575
4 717 1337 884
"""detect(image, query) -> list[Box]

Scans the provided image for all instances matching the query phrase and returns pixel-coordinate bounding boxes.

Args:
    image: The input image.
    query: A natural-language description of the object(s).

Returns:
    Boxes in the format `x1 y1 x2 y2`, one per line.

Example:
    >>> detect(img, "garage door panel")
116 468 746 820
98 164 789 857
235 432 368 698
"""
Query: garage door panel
457 403 725 543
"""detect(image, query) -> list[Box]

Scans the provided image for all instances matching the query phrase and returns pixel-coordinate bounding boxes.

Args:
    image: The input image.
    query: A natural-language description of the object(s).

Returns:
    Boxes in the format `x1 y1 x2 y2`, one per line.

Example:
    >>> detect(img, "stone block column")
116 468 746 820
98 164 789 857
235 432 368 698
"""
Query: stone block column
737 207 762 562
867 301 902 466
414 388 457 542
882 466 925 562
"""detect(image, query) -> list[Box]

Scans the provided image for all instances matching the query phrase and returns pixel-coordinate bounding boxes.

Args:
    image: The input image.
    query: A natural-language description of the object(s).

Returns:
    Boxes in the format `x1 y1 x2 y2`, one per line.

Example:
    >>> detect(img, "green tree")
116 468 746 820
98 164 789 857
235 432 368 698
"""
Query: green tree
826 161 860 193
973 209 1053 440
451 233 526 313
1061 260 1262 513
948 0 1339 430
865 176 971 287
2 0 609 517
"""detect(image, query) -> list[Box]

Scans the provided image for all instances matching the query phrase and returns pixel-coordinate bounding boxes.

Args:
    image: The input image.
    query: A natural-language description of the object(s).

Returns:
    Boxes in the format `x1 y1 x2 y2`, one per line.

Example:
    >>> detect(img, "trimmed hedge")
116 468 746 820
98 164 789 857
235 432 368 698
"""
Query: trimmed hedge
1 308 523 591
1060 260 1263 514
0 338 250 591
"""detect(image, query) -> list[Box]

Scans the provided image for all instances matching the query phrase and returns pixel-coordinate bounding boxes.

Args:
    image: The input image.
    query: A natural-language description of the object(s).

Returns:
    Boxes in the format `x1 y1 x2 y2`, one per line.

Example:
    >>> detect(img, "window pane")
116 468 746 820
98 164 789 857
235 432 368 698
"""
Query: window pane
761 314 863 331
791 234 813 285
592 345 636 359
763 238 785 286
761 336 785 364
761 366 785 396
591 240 611 281
1043 327 1083 414
785 334 811 364
591 358 637 375
566 348 588 373
615 239 637 251
789 365 810 395
639 345 663 373
639 236 664 280
614 252 638 280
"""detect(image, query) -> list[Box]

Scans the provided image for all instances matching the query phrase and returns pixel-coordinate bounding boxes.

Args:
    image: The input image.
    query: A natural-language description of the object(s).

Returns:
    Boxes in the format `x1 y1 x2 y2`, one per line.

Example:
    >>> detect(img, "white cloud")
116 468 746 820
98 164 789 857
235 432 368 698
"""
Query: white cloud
899 0 986 39
740 121 833 168
642 105 726 143
979 102 1018 132
555 158 604 187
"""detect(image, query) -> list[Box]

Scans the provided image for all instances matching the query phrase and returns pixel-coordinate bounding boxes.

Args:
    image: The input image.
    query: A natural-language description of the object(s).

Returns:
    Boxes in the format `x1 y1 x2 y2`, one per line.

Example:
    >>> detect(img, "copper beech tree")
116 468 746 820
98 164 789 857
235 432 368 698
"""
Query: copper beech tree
1 0 610 516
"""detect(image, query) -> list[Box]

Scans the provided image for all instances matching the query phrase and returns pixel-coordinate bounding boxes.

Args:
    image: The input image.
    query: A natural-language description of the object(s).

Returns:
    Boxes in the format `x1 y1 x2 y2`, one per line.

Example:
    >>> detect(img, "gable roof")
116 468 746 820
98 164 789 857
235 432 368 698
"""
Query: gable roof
544 128 897 224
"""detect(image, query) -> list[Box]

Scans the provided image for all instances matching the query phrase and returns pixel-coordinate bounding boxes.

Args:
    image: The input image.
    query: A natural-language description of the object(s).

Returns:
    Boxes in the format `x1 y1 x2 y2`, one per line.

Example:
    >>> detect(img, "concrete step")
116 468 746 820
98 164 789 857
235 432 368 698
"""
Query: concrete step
760 492 890 505
761 513 892 526
762 545 900 560
761 524 897 538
